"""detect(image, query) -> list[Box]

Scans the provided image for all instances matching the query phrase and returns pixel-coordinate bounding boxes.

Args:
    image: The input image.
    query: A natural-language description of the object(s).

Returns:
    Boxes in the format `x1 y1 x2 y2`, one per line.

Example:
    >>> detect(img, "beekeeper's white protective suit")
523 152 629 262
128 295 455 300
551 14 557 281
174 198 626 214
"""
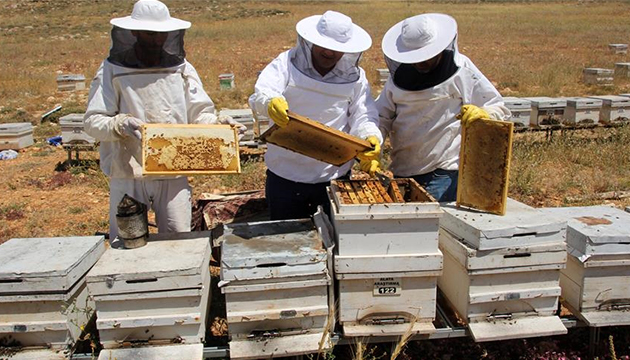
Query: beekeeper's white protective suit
376 13 510 201
85 0 220 245
250 11 383 220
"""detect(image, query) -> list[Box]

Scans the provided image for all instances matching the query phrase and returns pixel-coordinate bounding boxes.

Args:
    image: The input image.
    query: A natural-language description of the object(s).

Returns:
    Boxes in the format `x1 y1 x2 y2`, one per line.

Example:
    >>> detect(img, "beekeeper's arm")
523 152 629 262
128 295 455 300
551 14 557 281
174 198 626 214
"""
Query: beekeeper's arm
374 81 396 140
84 62 142 141
460 63 511 123
181 62 218 125
250 52 291 127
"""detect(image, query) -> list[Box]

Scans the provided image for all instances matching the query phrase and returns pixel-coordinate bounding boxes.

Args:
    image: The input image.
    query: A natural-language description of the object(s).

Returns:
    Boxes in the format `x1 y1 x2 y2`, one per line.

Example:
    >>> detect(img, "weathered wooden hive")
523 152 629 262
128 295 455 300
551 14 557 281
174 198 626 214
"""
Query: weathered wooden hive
523 97 567 126
541 206 630 327
438 199 568 342
56 74 86 92
582 68 614 87
85 233 211 350
59 113 95 145
587 95 630 124
328 179 443 337
0 236 105 350
609 43 628 54
614 62 630 78
0 122 34 150
502 97 531 128
219 217 333 360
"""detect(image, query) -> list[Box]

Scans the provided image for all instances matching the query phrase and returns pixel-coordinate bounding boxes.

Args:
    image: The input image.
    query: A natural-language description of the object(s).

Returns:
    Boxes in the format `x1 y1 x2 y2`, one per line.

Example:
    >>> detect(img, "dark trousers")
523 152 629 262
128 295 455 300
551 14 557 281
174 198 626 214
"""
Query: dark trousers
266 170 346 220
408 168 459 202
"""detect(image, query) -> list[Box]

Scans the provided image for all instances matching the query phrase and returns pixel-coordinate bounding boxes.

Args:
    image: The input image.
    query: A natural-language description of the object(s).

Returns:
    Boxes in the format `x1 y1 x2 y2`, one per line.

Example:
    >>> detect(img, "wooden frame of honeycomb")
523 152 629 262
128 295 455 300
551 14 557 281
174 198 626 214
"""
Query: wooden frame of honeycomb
457 118 513 215
332 178 435 205
142 124 241 175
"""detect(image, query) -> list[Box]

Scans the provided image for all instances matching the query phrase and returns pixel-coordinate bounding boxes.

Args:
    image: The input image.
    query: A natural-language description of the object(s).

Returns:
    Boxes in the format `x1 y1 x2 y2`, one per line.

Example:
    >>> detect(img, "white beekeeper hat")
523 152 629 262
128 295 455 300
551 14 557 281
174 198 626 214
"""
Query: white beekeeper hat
110 0 191 32
382 13 457 64
296 11 372 53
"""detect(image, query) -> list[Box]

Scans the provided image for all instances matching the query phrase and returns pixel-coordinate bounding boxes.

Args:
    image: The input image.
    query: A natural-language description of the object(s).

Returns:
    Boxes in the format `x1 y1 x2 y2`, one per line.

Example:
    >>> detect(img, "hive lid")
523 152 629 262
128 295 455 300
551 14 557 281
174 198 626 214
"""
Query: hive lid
59 113 85 125
440 199 566 250
219 108 254 120
523 97 566 107
86 234 211 295
0 236 105 294
468 315 567 342
0 122 32 134
220 219 328 282
97 344 203 360
502 97 531 109
588 95 630 105
565 97 603 108
260 111 371 166
540 206 630 256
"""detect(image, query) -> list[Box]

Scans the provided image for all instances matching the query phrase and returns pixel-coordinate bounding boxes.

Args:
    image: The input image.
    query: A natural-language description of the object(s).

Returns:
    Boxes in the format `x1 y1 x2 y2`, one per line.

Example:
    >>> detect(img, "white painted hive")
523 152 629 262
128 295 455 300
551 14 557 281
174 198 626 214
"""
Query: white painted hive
86 234 211 349
564 97 602 124
502 97 531 128
218 108 255 141
438 229 567 342
0 236 105 349
440 198 566 251
59 113 95 145
219 218 332 359
328 179 443 260
0 122 34 150
540 206 630 326
523 97 566 126
587 95 630 123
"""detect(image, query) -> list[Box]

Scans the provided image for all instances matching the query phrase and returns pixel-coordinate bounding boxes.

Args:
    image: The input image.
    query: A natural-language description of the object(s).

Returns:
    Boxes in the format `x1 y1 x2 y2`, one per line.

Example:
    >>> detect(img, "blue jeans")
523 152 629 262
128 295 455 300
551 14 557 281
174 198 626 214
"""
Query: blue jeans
408 169 458 202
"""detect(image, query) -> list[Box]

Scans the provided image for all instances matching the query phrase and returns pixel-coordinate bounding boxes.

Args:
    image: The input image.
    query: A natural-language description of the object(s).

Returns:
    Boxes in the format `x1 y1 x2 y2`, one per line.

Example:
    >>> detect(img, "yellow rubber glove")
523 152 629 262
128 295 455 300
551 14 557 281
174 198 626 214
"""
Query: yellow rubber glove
458 104 490 124
357 136 381 176
267 97 290 127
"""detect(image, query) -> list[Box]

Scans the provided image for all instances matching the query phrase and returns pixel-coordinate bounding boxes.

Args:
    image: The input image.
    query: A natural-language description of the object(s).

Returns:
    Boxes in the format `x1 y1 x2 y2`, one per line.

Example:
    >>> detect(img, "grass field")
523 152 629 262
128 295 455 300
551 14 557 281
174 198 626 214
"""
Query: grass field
1 2 630 357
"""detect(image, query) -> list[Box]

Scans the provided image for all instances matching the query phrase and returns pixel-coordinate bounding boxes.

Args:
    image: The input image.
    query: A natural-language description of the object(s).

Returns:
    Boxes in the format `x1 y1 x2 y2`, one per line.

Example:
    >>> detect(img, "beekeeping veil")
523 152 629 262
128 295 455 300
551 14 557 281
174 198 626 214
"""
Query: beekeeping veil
382 13 460 91
107 0 191 69
290 11 372 84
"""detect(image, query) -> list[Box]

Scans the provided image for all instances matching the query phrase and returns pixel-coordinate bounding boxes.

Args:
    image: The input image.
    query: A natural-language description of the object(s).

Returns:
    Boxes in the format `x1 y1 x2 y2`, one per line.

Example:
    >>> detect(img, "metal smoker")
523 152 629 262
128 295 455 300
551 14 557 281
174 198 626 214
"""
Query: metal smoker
115 194 148 249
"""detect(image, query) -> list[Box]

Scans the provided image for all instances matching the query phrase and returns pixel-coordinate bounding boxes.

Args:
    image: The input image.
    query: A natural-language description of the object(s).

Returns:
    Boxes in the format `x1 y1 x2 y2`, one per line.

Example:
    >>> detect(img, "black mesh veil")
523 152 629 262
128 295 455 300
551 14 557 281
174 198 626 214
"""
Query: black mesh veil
108 26 186 69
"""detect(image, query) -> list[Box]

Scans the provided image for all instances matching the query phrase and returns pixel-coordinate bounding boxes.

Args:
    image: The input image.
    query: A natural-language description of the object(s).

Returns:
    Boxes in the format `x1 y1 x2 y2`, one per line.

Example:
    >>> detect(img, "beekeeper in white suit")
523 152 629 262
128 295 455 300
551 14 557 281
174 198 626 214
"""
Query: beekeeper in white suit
376 13 510 202
84 0 244 246
250 10 383 220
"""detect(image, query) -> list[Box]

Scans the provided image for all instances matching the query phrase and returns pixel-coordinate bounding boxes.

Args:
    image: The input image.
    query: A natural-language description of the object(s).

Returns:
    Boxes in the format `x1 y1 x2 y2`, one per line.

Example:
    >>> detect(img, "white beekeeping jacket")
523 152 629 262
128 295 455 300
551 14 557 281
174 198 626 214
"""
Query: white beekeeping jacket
250 49 382 184
376 52 510 177
84 59 216 179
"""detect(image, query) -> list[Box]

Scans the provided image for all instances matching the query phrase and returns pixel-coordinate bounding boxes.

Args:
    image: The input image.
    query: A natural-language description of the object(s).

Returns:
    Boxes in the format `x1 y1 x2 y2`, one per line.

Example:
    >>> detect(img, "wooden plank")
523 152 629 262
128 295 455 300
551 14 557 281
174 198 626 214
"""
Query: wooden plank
229 332 331 360
98 344 203 360
375 181 394 203
468 316 567 342
366 181 385 203
390 182 405 203
338 181 355 204
142 124 240 175
351 181 369 204
359 181 378 204
343 321 435 337
457 118 513 215
260 110 371 166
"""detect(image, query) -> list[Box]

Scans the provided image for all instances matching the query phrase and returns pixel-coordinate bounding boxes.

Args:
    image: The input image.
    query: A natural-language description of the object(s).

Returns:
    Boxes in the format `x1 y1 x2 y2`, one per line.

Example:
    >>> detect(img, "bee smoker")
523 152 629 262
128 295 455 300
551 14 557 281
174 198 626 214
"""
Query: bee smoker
116 194 148 249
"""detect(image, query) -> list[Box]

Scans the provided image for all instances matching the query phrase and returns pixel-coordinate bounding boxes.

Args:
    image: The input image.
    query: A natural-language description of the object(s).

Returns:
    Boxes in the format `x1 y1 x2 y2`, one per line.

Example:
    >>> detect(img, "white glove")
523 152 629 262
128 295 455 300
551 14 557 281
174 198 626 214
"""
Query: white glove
195 112 218 125
218 115 247 141
113 114 143 140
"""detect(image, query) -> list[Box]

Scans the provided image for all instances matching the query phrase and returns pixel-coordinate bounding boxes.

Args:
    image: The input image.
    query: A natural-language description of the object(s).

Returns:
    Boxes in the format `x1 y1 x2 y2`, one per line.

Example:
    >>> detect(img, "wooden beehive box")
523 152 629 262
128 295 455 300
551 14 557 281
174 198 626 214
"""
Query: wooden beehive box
614 62 630 78
440 199 566 251
141 124 240 175
59 113 95 145
438 228 567 342
524 97 567 126
219 217 333 359
56 74 86 92
219 108 255 142
564 97 602 125
86 233 211 349
97 344 203 360
260 111 371 166
0 122 34 150
503 97 531 128
328 179 442 259
582 68 614 86
0 236 105 350
587 95 630 124
457 117 513 215
540 206 630 326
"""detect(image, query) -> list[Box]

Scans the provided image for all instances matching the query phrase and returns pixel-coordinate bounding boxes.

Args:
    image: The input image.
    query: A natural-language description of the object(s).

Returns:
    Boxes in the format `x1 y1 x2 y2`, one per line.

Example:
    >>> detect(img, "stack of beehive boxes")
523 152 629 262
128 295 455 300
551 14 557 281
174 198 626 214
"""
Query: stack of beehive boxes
59 113 95 145
0 122 34 150
328 179 443 337
583 68 614 87
609 43 628 54
56 74 86 92
220 217 333 359
438 199 568 342
86 233 211 351
614 62 630 78
376 68 390 85
541 206 630 327
0 236 105 351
